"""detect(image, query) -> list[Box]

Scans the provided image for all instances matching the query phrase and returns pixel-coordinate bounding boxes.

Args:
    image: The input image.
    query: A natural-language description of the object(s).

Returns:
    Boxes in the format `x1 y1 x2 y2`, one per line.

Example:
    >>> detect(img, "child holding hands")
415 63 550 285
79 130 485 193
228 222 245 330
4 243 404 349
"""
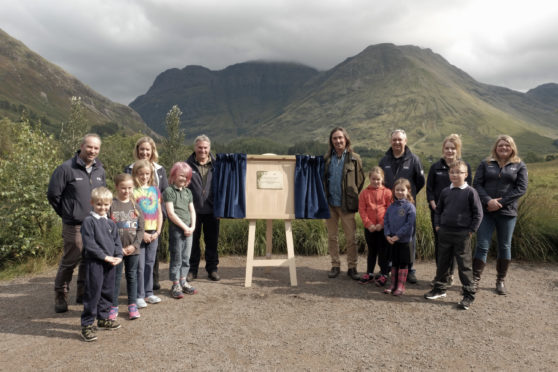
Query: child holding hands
383 178 416 296
163 162 198 298
358 167 392 286
80 187 123 342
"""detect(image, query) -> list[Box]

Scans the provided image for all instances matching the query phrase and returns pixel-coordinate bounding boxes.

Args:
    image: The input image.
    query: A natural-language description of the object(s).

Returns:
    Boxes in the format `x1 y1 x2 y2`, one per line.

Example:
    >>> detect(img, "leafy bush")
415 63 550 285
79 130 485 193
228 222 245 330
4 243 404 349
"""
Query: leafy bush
0 118 61 266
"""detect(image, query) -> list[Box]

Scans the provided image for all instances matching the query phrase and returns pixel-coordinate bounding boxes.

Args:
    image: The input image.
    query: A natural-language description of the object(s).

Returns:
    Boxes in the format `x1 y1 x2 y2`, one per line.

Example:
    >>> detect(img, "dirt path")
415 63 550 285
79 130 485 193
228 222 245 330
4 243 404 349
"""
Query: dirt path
1 256 557 371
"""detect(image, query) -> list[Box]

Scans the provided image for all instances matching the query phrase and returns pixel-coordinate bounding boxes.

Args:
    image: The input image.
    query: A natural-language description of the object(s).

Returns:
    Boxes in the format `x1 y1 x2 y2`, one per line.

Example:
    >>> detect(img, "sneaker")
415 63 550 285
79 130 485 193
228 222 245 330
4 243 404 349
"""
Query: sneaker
171 284 184 299
128 304 140 320
375 275 387 287
359 273 373 284
182 282 198 295
458 296 473 310
108 306 118 320
146 295 161 304
81 325 97 342
97 318 121 330
407 271 418 284
136 298 147 308
424 288 447 300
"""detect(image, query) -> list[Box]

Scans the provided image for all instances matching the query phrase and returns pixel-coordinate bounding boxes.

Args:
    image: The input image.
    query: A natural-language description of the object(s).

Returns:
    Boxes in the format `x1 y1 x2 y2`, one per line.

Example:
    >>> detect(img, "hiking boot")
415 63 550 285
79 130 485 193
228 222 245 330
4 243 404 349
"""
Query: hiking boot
171 283 184 299
81 325 97 342
359 273 373 284
187 272 197 282
347 268 360 280
424 288 447 300
458 296 474 310
375 275 387 287
108 306 118 320
208 271 221 281
55 292 68 313
128 304 140 320
97 318 121 330
472 258 485 291
328 267 340 278
407 271 417 284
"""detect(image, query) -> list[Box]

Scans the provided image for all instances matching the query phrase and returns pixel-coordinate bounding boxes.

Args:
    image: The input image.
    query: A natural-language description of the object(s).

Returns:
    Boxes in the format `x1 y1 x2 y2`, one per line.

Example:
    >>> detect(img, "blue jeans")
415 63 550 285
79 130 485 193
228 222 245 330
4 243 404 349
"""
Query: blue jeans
474 214 516 262
113 254 139 306
138 237 158 299
169 224 193 282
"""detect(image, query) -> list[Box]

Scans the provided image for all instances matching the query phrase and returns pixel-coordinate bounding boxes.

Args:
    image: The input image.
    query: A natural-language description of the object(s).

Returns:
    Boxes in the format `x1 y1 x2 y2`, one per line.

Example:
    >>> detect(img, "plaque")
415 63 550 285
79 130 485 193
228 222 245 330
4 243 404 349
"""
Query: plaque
256 170 283 189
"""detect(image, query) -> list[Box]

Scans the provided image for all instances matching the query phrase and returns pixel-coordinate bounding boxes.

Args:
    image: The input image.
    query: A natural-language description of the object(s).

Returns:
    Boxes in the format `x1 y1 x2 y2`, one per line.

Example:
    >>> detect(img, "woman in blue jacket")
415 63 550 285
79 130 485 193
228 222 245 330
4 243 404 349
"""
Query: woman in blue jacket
473 135 528 295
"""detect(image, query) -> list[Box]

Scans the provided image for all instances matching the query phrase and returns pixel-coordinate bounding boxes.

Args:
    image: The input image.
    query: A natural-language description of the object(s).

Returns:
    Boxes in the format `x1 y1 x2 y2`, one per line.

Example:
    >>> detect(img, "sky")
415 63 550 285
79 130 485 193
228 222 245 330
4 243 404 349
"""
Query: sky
2 0 558 105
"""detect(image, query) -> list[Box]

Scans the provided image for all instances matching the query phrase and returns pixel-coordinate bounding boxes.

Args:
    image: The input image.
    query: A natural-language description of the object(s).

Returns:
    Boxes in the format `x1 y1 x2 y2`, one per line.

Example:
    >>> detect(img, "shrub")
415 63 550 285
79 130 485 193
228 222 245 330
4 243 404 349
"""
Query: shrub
0 118 61 267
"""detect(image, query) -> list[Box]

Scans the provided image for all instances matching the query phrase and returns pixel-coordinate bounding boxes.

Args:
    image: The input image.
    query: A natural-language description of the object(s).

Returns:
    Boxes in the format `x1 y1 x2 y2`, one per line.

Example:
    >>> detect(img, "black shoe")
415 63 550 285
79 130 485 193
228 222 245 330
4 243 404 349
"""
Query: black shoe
208 271 221 281
187 272 197 282
81 325 97 342
458 296 474 310
55 292 68 313
407 271 418 284
347 268 360 280
153 282 161 291
424 288 447 300
328 267 340 278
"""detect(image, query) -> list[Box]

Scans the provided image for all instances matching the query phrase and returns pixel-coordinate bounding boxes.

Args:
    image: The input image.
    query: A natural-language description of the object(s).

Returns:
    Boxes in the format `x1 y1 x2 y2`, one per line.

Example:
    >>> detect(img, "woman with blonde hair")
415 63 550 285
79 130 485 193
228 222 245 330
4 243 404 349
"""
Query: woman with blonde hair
472 135 528 295
125 137 168 291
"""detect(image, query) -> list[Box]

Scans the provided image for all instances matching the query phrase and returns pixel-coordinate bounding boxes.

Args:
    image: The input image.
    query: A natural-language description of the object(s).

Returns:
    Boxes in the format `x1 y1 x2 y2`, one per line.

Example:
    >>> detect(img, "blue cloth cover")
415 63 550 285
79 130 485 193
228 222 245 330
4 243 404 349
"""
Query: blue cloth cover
212 153 247 218
295 155 330 219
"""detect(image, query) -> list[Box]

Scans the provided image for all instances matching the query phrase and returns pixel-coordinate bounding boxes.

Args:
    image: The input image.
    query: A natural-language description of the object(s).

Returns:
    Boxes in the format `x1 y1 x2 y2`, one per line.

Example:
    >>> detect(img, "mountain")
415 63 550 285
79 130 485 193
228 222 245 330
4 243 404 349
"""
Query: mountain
130 62 319 136
527 83 558 108
0 28 152 136
132 43 558 156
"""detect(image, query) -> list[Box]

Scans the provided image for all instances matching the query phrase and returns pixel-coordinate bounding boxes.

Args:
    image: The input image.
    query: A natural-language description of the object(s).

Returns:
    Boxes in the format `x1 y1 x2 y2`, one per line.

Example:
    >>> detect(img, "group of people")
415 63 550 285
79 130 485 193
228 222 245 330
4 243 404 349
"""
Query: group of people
47 134 221 342
323 128 527 310
47 127 527 342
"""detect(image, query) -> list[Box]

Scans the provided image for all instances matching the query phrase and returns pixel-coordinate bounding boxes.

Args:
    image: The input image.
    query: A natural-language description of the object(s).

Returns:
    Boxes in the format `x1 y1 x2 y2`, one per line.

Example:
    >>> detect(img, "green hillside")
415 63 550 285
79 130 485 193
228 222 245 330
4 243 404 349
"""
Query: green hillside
132 43 558 157
0 28 152 136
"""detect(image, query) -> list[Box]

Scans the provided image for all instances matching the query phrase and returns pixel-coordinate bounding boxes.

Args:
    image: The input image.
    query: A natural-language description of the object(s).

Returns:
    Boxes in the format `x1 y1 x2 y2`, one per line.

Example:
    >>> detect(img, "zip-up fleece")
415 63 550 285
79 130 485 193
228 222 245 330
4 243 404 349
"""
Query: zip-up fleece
379 146 425 199
323 150 365 213
358 185 392 229
186 152 216 215
47 151 106 225
473 159 528 217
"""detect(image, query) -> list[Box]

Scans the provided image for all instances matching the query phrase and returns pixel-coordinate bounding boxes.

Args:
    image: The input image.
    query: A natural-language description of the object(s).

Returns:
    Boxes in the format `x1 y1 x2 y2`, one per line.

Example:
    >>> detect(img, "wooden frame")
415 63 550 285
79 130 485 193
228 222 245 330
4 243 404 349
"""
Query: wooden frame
244 155 297 287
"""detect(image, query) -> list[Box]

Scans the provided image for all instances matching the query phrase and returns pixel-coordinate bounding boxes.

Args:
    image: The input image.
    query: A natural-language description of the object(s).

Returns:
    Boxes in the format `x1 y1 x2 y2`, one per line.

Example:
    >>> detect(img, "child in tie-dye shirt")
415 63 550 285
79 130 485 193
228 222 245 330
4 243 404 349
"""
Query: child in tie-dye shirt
132 160 163 308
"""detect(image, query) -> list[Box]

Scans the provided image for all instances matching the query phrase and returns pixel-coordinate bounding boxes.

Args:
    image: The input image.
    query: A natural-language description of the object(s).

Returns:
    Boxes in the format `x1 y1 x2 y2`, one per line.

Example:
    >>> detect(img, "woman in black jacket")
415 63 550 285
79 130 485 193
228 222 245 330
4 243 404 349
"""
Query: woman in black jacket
426 134 471 286
472 135 528 295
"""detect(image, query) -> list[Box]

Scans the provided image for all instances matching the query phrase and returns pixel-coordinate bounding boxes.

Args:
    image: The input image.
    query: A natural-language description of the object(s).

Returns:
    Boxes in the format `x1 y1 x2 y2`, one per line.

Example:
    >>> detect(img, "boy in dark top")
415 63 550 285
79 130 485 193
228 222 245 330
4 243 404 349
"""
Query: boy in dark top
80 187 123 342
424 161 483 310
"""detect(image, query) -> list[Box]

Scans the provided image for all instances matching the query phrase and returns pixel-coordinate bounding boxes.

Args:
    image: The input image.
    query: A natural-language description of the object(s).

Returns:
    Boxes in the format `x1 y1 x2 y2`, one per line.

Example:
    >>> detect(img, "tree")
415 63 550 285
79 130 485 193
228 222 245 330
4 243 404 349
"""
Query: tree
60 96 87 158
161 105 187 167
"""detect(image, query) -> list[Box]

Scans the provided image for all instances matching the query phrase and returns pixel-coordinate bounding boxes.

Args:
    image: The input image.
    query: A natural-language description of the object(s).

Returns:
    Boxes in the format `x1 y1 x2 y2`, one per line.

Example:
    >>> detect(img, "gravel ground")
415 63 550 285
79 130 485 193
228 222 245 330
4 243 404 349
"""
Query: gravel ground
1 255 557 371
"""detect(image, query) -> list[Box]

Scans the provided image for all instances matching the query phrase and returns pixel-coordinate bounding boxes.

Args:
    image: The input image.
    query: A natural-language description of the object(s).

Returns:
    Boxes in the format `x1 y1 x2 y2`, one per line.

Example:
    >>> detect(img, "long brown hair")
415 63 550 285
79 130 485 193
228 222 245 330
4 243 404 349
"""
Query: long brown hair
327 127 352 154
392 178 414 203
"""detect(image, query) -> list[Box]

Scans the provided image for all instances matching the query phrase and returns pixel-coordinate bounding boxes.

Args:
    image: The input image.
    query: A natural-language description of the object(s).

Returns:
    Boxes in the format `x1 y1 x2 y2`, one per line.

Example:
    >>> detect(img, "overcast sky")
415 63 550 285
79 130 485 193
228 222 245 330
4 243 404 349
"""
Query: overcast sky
2 0 558 104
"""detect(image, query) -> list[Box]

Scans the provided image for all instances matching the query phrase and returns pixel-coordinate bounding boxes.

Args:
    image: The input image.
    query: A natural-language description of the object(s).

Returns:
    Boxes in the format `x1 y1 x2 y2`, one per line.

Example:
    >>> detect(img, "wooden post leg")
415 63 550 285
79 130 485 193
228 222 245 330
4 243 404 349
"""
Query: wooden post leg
266 220 273 258
245 220 257 287
285 220 297 286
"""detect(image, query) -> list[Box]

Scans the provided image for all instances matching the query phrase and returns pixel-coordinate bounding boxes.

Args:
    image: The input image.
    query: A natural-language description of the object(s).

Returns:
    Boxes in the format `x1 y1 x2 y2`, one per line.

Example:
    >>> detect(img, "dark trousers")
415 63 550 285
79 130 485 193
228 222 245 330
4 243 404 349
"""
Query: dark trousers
364 229 389 275
430 208 456 275
55 224 85 294
434 227 475 298
81 259 116 326
113 254 139 306
190 214 220 274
